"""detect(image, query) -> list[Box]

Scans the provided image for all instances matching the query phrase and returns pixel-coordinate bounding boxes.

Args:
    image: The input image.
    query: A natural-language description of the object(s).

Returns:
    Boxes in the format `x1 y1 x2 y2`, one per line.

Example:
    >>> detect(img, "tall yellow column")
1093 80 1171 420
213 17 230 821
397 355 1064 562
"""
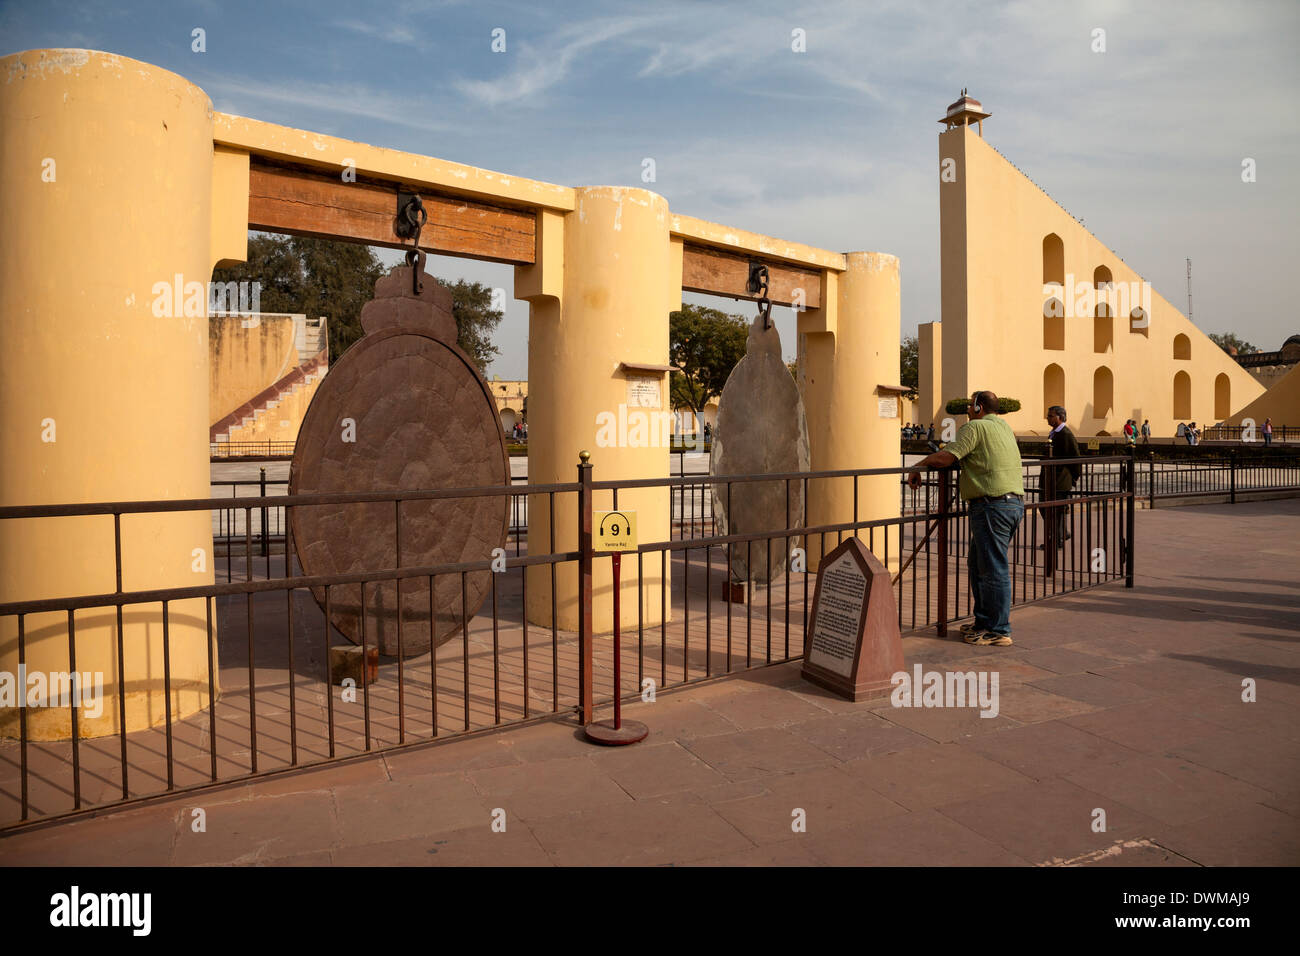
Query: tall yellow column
918 320 944 429
801 252 902 571
0 50 218 739
523 187 672 632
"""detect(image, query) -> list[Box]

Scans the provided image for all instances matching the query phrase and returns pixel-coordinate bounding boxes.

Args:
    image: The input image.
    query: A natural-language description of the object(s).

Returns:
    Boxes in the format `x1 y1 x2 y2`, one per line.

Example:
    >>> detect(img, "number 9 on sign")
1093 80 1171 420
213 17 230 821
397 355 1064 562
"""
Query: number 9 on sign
594 510 637 552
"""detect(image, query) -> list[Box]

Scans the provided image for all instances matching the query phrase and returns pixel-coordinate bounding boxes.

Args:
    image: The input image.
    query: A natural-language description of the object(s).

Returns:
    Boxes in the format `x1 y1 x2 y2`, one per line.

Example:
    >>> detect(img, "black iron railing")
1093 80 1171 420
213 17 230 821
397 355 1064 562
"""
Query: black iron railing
1 455 1143 831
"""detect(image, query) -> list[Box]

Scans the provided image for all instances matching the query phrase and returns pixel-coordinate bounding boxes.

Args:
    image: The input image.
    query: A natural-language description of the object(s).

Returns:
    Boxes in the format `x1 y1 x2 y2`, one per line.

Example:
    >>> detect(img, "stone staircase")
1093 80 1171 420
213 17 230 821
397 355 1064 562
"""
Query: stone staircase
210 343 327 447
296 316 328 366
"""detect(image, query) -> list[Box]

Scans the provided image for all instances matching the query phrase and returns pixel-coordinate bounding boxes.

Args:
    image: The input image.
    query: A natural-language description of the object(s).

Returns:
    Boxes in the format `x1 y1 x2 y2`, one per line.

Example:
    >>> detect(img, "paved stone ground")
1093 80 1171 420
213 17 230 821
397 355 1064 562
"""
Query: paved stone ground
2 500 1296 866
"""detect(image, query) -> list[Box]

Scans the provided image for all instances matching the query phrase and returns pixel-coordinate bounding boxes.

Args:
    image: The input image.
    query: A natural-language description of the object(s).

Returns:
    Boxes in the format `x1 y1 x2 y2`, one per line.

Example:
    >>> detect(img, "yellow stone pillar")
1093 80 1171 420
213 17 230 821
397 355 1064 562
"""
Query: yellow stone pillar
801 252 902 571
522 187 672 632
0 50 219 739
918 320 944 430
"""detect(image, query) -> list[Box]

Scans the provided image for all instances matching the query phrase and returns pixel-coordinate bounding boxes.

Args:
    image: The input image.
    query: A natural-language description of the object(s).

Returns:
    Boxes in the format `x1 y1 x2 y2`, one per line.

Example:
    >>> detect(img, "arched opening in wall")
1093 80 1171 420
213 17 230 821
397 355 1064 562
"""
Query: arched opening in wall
1044 363 1065 413
1173 333 1191 360
1093 266 1112 353
500 408 518 434
1044 313 1065 350
1214 374 1231 420
1093 366 1114 418
1043 234 1064 287
1173 370 1191 419
1093 315 1113 353
1129 307 1149 338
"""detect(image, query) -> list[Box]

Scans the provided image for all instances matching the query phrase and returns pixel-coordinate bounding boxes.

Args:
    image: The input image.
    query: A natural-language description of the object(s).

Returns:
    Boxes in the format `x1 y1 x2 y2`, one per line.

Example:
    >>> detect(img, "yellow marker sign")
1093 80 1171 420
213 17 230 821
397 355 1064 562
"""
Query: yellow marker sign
594 510 637 552
1087 439 1100 451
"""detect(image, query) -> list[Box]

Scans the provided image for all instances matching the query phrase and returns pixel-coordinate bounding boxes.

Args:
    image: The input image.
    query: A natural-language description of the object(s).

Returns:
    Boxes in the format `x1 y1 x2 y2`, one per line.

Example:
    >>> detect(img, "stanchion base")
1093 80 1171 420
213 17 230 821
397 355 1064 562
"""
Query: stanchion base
583 719 649 746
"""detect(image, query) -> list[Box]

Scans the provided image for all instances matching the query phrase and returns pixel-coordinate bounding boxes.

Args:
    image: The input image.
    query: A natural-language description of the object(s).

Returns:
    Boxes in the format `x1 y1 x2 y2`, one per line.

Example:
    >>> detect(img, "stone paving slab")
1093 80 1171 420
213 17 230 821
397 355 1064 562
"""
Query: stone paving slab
2 499 1298 866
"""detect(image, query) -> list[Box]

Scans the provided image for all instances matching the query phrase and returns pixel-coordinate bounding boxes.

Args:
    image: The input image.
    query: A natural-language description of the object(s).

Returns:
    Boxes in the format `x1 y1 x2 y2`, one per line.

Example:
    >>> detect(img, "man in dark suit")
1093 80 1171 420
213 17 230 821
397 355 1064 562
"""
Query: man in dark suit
1041 405 1081 549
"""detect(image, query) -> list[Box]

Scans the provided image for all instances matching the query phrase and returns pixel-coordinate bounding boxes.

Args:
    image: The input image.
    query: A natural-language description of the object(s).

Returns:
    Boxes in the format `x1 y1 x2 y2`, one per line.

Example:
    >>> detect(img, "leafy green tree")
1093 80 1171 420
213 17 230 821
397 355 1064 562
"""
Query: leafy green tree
211 234 385 359
443 278 504 373
212 235 504 372
669 304 749 419
900 335 919 399
1208 332 1257 355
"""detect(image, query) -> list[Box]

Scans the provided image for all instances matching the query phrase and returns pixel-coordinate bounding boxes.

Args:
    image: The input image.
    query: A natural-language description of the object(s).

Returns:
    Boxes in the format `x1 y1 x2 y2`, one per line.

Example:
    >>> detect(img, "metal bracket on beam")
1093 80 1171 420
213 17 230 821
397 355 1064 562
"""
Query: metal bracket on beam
394 191 423 239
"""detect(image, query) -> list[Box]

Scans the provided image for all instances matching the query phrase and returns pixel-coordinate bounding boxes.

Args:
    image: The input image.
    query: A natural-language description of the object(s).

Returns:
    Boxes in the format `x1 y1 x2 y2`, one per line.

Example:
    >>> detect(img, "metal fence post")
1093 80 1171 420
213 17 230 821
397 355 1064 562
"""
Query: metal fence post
259 466 268 558
577 450 594 725
1124 455 1136 588
1148 452 1155 510
936 468 949 638
1229 449 1237 504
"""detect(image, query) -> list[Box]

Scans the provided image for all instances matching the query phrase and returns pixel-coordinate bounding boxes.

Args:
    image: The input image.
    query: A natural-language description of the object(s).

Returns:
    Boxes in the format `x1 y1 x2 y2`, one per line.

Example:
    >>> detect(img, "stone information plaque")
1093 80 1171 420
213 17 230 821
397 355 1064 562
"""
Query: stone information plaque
802 537 905 701
807 551 866 678
626 375 662 408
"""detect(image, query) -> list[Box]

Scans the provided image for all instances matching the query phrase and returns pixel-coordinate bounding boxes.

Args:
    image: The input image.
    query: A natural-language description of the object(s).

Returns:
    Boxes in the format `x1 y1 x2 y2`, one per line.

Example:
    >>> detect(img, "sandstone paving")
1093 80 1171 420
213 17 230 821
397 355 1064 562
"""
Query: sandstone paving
1 500 1297 866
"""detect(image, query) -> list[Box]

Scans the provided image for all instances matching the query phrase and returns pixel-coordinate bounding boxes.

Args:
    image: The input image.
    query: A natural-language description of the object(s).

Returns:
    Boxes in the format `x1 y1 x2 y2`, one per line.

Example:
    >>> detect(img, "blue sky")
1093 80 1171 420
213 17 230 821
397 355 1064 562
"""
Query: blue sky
4 0 1297 379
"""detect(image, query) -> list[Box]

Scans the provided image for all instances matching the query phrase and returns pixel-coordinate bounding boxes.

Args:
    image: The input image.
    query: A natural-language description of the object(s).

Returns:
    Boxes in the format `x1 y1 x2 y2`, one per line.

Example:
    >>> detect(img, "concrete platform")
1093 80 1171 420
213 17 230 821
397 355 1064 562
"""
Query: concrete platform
2 500 1297 866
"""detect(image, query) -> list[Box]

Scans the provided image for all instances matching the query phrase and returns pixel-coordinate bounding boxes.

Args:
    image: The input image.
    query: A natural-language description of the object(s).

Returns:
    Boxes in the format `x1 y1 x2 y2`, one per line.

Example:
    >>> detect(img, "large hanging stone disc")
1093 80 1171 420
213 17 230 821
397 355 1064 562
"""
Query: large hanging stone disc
710 316 809 584
289 268 509 656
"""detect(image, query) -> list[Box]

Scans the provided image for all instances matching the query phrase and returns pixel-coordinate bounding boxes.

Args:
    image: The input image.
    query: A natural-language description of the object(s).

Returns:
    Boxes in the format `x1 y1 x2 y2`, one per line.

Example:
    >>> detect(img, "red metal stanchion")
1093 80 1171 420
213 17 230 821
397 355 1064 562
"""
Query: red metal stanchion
583 550 648 745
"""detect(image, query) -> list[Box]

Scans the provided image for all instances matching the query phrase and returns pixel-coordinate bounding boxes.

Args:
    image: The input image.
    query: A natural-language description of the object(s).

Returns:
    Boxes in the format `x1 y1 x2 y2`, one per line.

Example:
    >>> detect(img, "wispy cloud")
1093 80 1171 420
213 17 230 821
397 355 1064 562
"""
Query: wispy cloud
331 19 423 49
453 15 658 106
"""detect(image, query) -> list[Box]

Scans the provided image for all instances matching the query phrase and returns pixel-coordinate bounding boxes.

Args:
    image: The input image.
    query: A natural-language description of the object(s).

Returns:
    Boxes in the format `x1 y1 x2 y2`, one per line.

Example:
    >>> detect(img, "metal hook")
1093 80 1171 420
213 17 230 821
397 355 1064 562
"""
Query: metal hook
746 261 773 330
396 192 428 295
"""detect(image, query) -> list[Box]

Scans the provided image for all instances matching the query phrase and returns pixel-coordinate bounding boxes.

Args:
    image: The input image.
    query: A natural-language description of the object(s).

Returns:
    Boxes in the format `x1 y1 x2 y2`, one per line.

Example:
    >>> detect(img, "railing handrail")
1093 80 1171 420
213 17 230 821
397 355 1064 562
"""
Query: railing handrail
0 480 580 520
0 547 583 617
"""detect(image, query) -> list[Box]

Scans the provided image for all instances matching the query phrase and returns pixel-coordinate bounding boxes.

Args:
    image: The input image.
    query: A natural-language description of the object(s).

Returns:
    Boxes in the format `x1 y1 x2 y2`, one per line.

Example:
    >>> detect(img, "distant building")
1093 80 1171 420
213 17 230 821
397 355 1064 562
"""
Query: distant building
488 379 528 434
919 93 1265 437
1233 335 1300 392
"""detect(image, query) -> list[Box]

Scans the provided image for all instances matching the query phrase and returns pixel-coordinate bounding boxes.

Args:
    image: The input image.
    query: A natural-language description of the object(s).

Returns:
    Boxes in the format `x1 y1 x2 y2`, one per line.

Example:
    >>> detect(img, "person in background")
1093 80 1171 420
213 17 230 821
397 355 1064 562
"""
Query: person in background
927 423 936 442
907 390 1024 646
1141 419 1151 444
1123 420 1136 445
1042 406 1081 550
1264 417 1273 447
1187 422 1199 446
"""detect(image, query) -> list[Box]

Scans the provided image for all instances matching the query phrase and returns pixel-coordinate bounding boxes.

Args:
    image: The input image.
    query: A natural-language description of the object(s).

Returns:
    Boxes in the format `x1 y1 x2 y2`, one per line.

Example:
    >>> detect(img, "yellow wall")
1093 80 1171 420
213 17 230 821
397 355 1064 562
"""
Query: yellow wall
1224 362 1300 428
936 126 1264 437
209 315 299 424
1 50 218 739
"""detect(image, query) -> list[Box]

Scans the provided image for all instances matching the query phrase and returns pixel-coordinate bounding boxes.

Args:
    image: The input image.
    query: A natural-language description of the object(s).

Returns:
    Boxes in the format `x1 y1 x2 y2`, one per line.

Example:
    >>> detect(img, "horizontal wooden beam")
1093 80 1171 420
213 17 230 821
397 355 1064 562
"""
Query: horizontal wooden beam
247 160 535 265
681 244 822 310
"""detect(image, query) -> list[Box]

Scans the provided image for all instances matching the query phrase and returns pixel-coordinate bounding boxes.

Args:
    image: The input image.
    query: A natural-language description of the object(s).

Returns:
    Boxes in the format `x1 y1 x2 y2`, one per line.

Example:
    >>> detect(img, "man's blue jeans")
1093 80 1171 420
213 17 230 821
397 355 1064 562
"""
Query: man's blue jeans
967 497 1024 636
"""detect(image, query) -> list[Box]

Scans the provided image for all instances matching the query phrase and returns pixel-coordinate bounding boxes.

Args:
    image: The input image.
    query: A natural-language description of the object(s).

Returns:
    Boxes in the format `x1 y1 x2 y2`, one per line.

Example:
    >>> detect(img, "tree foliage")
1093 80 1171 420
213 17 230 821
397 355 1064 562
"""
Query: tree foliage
669 304 749 416
437 277 504 373
211 235 503 372
900 335 919 399
212 235 385 360
1208 332 1258 355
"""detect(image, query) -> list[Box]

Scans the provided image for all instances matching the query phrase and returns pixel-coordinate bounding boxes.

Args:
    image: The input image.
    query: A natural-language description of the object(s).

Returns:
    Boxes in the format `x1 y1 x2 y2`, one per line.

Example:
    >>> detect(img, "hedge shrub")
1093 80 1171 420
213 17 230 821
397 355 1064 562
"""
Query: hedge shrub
944 396 1022 415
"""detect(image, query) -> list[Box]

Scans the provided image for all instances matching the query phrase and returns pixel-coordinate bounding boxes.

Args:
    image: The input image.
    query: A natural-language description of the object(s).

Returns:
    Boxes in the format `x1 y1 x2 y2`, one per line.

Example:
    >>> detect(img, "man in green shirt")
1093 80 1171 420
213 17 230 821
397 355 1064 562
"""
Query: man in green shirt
907 390 1024 646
